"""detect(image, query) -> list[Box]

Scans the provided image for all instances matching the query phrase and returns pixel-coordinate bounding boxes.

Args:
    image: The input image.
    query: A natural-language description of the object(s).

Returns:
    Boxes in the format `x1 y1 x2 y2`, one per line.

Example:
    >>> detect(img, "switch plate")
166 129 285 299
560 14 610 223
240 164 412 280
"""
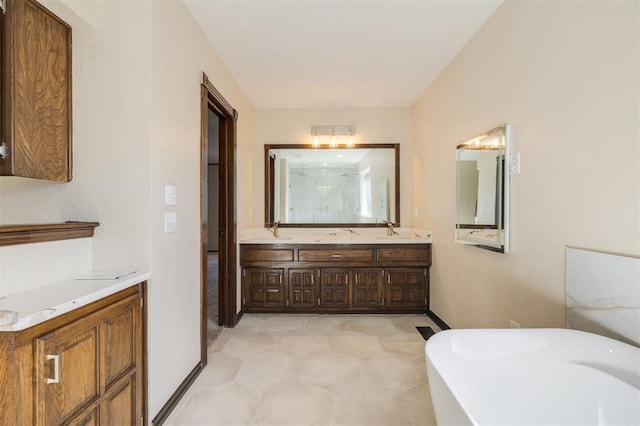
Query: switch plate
509 153 520 175
165 185 177 206
165 212 177 233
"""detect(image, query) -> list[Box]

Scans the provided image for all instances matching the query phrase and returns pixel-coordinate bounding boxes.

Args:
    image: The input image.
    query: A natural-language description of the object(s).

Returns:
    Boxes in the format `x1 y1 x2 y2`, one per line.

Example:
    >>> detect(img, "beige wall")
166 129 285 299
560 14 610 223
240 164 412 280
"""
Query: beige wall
252 108 413 227
150 0 253 416
412 0 639 329
0 0 254 419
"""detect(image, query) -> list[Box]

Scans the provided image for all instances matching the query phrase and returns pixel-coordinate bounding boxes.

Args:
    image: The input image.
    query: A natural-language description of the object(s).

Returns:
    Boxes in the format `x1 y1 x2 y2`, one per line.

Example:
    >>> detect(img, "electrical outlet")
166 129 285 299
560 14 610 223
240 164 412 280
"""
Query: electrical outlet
509 153 520 175
510 320 520 329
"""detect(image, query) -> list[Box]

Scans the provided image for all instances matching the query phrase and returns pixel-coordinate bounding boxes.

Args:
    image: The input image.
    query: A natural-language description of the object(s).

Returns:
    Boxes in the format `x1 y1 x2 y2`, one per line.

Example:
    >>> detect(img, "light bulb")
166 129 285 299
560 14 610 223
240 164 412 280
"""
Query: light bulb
330 129 337 147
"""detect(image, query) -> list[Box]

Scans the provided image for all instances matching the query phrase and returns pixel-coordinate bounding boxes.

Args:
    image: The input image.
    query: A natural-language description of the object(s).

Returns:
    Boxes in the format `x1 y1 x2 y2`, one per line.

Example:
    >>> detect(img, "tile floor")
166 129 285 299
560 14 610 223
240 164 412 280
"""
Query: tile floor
165 314 440 426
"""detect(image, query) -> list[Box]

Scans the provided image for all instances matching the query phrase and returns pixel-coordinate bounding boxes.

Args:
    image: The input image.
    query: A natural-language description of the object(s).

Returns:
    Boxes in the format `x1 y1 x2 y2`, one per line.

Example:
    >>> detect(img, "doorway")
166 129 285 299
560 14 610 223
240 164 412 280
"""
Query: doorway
200 73 237 364
205 109 221 342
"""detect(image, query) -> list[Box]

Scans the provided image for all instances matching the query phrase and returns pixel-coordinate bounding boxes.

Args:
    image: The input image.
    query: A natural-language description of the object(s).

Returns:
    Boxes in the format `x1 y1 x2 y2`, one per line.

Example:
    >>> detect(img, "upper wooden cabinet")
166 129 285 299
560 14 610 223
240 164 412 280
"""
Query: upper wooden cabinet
0 0 72 181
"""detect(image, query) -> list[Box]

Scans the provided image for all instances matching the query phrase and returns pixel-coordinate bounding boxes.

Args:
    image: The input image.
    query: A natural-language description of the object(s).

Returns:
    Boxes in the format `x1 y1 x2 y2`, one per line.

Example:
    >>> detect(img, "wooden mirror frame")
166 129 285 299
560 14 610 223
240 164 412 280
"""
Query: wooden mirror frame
264 143 400 228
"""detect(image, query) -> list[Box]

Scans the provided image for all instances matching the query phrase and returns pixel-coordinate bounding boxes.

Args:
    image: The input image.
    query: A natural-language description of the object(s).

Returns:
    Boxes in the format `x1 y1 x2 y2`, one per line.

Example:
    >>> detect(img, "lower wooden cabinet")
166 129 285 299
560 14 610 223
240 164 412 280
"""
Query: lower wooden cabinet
288 269 315 308
352 268 385 308
241 244 431 314
0 283 146 425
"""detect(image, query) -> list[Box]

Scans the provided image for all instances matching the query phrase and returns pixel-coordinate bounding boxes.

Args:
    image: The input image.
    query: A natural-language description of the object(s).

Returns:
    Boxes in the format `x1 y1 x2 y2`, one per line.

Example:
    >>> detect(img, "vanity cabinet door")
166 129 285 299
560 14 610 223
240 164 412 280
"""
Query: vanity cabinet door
318 269 350 308
0 0 72 181
33 291 142 426
352 268 384 308
0 285 145 426
385 268 427 309
287 269 316 309
242 268 286 309
35 320 100 425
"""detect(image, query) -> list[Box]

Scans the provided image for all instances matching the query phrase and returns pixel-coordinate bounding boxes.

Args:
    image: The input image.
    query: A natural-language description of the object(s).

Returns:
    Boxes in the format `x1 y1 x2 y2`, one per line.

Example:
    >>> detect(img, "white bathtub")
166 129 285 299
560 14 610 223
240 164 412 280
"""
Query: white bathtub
425 328 640 425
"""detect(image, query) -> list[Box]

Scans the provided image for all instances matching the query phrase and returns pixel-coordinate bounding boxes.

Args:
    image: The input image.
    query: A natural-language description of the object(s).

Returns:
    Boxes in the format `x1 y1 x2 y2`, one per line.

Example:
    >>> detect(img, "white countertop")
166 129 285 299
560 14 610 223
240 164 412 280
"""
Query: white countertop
239 227 433 245
0 270 150 332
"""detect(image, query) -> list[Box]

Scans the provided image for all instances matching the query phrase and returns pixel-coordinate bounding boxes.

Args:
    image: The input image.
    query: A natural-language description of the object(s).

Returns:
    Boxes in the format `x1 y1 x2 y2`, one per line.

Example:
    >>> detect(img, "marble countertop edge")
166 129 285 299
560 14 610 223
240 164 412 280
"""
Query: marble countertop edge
0 270 150 332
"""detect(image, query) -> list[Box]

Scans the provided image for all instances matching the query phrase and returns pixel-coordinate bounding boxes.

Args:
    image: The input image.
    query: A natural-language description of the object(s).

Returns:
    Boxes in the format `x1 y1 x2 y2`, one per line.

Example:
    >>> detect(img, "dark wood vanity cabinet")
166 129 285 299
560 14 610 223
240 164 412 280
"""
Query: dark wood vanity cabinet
0 0 73 181
241 244 431 314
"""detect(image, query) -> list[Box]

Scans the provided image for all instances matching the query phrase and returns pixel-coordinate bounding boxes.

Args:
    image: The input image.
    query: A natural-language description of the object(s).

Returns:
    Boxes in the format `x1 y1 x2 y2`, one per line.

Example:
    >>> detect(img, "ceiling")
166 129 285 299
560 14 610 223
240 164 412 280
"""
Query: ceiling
184 0 503 109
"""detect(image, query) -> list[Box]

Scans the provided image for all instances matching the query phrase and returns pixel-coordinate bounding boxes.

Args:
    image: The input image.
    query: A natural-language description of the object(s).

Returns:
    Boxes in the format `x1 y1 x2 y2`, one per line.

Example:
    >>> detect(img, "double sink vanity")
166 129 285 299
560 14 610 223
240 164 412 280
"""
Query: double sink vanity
240 228 433 314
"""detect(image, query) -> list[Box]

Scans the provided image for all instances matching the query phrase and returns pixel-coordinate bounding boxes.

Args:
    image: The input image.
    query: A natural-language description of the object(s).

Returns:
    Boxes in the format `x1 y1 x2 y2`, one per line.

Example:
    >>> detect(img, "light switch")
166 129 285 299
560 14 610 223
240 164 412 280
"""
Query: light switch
165 185 177 206
165 212 177 233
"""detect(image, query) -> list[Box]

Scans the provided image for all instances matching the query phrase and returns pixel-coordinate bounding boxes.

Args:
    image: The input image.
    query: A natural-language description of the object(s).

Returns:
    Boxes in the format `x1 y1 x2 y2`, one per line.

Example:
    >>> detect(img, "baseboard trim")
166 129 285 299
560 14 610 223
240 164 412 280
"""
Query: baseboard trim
235 310 244 326
151 362 204 425
426 310 451 330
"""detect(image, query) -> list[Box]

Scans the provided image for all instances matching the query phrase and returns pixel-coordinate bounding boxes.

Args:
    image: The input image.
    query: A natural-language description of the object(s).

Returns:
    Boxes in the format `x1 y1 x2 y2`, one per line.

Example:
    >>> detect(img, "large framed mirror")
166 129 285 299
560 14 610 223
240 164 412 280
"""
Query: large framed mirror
455 124 510 252
265 144 400 227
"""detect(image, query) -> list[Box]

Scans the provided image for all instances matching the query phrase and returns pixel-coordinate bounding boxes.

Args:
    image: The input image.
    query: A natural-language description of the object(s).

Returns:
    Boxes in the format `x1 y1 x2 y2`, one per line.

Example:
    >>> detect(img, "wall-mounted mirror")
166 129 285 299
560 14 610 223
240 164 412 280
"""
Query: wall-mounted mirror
265 144 399 227
455 124 510 252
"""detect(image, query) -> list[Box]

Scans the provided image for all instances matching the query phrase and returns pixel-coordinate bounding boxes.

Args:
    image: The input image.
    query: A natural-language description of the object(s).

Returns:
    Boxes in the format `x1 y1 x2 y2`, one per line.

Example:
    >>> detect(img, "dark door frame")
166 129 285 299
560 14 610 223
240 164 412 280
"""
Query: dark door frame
200 73 238 364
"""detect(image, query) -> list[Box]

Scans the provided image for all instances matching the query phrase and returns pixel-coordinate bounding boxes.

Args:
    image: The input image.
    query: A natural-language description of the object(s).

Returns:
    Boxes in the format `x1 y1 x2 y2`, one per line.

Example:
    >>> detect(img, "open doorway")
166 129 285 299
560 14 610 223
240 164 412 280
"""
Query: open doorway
200 73 237 364
205 109 221 342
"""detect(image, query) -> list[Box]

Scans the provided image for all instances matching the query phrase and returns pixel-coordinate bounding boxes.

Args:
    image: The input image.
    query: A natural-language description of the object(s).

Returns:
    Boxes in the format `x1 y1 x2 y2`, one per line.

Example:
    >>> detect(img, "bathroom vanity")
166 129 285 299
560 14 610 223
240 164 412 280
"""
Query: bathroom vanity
240 241 431 313
0 272 148 425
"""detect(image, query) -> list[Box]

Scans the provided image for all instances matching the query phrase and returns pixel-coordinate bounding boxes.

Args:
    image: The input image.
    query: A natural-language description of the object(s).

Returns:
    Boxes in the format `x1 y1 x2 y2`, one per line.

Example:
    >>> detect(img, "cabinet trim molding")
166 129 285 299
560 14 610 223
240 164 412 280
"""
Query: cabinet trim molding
0 221 99 246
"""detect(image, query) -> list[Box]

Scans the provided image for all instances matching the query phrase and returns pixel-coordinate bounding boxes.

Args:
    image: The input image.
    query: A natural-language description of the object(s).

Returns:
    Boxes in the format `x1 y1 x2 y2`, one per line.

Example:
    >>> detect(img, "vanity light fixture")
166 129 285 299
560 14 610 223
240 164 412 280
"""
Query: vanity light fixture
310 125 357 147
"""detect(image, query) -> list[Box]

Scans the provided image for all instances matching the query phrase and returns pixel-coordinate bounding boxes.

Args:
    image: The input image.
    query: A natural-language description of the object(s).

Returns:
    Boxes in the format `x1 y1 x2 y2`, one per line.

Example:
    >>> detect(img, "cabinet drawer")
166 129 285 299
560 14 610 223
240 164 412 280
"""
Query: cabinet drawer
377 247 431 264
298 249 374 262
241 248 294 263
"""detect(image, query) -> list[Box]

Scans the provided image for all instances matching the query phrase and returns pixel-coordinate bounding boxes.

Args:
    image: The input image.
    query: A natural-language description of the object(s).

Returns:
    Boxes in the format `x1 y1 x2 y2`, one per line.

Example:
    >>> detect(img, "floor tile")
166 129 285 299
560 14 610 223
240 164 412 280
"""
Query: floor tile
165 314 438 426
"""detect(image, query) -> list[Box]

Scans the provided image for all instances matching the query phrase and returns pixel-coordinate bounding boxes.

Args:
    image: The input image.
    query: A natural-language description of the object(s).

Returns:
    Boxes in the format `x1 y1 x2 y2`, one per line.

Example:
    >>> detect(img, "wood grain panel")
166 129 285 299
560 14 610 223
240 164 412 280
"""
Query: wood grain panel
0 222 99 247
241 247 294 262
378 247 431 264
102 303 135 388
35 325 100 425
298 248 374 262
101 376 136 426
10 0 72 181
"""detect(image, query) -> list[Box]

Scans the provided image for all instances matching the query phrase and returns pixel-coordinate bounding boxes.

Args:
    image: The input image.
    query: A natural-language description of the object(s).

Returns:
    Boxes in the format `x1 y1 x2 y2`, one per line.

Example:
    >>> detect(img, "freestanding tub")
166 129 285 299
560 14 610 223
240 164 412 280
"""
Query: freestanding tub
425 328 640 425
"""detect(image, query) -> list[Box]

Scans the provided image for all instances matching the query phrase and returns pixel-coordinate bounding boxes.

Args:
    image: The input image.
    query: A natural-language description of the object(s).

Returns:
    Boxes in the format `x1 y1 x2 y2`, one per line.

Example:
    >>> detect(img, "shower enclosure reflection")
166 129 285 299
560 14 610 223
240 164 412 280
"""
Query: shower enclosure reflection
265 144 399 227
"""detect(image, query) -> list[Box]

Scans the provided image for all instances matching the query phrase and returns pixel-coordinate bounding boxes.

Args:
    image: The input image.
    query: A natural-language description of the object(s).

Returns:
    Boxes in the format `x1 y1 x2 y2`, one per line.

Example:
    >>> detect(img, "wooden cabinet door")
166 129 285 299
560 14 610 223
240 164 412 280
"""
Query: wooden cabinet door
34 320 100 425
352 268 384 308
101 295 142 425
319 269 350 308
287 268 316 308
385 268 426 309
1 0 72 181
100 375 136 426
243 268 286 308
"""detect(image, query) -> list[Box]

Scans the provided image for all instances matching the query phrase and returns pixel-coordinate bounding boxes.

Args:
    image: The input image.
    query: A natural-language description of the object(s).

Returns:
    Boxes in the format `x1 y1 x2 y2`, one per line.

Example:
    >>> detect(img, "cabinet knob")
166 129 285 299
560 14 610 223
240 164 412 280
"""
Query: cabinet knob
46 354 61 384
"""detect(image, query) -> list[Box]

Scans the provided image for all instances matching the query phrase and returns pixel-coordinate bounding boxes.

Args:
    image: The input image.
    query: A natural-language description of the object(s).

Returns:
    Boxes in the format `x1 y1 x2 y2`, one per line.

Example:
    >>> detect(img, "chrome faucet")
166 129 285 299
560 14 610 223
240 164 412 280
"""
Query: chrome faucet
387 222 399 236
271 221 279 238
